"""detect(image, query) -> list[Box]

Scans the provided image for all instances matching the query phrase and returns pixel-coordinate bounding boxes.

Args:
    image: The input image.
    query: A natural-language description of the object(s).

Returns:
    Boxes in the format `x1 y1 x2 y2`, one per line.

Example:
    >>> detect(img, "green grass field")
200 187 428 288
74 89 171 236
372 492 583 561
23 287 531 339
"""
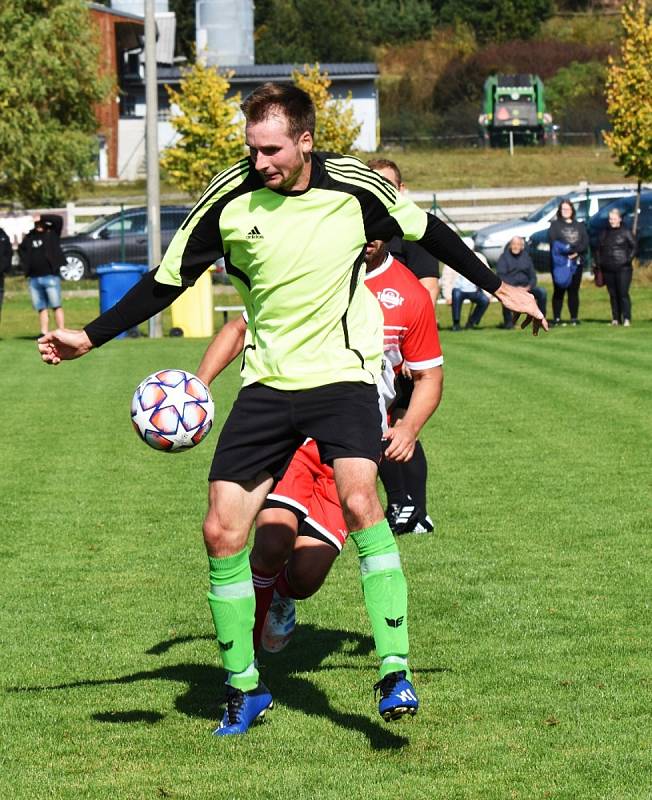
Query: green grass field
2 282 651 799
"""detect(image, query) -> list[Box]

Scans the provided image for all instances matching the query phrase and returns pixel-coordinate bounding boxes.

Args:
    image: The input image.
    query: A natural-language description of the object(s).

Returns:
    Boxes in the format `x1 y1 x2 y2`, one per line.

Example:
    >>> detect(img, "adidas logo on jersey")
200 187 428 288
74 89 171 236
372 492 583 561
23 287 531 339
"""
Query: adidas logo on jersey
377 287 404 309
246 226 263 239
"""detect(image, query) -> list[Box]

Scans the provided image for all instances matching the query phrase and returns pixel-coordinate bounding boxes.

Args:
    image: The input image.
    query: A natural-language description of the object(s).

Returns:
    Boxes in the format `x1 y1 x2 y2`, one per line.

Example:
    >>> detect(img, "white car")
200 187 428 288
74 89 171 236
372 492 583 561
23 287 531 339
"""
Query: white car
472 188 638 266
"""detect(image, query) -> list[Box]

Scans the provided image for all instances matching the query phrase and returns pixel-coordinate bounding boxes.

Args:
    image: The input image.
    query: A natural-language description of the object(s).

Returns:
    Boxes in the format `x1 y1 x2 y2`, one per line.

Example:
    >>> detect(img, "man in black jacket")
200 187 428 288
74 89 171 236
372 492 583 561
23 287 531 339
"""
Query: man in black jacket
19 214 66 335
496 236 547 329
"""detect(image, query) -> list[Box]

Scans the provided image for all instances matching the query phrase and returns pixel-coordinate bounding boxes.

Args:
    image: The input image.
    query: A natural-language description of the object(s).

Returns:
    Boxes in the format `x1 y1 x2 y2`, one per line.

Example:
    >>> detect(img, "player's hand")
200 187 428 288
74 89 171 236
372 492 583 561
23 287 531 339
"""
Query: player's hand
401 363 412 379
494 283 548 336
382 421 418 463
37 328 93 365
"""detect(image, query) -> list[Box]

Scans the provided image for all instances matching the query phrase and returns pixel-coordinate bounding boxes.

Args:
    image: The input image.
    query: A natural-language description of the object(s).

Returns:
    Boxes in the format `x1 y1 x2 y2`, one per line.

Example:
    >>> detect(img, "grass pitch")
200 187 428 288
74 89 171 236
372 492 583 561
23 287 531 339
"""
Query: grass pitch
1 282 651 799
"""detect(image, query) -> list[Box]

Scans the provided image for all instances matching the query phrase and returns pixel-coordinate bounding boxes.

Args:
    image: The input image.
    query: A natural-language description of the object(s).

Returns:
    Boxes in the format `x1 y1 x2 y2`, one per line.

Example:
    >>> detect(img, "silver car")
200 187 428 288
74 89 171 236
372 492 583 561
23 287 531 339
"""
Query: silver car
473 188 638 266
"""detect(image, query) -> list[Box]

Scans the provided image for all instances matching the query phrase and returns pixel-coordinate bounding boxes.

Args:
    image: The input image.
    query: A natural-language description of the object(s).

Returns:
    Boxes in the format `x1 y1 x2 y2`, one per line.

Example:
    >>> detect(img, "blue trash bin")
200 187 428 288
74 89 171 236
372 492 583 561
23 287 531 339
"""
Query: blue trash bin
96 263 149 339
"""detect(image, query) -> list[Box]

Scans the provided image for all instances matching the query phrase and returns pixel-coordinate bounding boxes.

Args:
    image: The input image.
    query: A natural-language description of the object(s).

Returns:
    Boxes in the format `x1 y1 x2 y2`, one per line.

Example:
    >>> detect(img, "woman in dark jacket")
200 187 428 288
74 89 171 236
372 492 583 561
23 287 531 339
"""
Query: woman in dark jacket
596 208 636 326
548 199 589 326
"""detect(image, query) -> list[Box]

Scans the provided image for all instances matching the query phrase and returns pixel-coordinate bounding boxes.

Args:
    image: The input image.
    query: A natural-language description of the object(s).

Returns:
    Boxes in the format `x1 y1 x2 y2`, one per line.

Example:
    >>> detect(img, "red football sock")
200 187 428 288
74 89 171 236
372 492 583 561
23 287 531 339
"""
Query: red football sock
274 566 292 599
251 566 280 651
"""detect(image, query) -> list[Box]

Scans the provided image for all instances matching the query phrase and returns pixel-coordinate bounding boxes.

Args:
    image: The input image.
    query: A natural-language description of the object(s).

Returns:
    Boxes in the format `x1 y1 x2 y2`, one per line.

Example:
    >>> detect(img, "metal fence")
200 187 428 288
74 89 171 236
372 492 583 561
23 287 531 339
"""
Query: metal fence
380 130 606 149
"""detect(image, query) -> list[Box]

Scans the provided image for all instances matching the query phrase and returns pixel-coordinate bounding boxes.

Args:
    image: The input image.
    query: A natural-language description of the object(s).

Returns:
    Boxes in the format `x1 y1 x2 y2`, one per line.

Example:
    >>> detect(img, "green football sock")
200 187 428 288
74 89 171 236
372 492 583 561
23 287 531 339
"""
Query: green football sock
207 548 259 692
350 520 411 680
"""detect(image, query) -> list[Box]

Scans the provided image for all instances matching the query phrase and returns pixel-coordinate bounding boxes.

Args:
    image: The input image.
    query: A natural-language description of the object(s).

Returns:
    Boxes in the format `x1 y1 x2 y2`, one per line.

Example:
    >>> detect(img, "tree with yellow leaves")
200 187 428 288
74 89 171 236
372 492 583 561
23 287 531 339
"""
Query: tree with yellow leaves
604 1 652 234
292 64 361 153
161 62 245 197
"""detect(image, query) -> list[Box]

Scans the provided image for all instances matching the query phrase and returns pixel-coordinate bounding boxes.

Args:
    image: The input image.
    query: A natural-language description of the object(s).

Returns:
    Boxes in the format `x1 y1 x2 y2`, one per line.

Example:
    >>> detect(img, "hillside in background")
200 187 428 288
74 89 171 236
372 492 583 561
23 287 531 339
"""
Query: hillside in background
248 1 623 145
376 12 621 144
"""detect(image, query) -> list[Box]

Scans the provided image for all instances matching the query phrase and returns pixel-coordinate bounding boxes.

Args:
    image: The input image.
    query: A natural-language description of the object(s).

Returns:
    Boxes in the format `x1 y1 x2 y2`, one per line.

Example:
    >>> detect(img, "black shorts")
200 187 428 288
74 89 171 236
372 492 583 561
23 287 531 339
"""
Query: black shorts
209 381 383 482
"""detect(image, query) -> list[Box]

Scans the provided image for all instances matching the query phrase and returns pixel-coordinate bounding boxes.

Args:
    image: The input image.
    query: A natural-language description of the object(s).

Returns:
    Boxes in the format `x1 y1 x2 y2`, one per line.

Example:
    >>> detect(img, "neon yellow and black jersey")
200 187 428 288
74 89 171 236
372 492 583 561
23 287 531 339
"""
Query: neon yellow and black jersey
83 153 501 374
156 153 428 390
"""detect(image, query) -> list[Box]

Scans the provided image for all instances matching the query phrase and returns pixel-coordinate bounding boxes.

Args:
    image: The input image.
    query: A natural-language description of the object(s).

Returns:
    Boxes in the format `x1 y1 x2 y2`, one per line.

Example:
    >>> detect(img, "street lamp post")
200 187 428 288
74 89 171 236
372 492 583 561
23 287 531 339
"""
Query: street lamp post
145 0 162 338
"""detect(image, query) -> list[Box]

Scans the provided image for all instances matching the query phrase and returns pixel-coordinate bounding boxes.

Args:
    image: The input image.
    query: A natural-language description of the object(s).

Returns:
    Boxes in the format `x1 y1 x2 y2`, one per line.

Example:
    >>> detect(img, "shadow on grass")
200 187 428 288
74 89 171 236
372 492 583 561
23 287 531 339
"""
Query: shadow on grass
92 710 165 724
9 624 450 750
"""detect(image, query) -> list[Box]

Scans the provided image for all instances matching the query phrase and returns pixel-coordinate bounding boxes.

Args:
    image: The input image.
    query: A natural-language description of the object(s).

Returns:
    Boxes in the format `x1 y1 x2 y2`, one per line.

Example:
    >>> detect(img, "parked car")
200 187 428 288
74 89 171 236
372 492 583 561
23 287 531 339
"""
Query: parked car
59 205 191 280
587 192 652 260
472 188 639 266
527 191 652 271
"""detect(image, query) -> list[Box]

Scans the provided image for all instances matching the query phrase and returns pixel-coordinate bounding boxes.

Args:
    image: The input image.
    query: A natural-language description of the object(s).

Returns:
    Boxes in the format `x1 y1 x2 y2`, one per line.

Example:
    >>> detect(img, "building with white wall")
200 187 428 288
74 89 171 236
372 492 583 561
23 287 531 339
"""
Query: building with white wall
99 0 379 178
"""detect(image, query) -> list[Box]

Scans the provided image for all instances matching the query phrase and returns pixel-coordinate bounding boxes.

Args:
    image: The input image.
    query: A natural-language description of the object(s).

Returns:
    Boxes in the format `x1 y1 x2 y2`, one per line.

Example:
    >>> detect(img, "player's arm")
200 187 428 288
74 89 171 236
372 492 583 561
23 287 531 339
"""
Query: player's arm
417 215 547 333
196 314 247 386
38 170 242 365
37 268 185 364
384 366 443 463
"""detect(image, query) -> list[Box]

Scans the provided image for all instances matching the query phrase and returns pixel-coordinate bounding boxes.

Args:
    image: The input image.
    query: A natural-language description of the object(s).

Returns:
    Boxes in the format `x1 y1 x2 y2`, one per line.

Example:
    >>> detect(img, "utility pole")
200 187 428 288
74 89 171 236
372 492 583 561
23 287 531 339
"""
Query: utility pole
145 0 162 338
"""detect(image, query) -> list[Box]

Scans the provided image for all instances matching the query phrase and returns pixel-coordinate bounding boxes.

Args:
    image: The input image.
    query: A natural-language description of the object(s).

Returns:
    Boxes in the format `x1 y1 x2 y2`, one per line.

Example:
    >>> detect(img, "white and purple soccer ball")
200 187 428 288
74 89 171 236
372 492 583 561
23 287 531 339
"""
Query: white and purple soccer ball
131 369 214 452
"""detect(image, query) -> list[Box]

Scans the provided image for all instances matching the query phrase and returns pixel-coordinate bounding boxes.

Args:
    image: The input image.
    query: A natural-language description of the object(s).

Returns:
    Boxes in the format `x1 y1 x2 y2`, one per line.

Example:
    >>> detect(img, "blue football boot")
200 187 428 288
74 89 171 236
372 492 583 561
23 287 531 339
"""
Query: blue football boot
374 670 419 721
212 682 273 736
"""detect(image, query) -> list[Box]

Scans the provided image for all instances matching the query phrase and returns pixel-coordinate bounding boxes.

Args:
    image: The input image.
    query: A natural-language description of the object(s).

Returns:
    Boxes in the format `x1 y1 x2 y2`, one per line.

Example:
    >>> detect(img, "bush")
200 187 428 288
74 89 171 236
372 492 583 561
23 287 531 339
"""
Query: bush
545 60 608 132
431 38 614 111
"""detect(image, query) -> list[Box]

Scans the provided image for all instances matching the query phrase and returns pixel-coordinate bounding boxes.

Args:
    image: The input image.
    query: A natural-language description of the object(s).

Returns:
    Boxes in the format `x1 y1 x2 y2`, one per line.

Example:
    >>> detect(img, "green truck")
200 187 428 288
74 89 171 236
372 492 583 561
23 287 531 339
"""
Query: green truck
479 74 555 147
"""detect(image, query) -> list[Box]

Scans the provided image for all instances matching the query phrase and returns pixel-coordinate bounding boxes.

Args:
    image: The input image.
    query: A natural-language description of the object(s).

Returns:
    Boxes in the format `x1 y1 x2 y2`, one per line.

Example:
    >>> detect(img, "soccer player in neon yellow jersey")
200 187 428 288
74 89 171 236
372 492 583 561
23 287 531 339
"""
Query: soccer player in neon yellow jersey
39 83 547 736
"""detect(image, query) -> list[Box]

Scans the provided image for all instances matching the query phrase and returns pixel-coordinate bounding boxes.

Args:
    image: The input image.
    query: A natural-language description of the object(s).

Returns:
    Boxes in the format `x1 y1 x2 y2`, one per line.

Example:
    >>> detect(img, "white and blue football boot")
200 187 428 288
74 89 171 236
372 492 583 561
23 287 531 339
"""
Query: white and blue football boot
374 670 419 721
261 593 296 653
212 682 273 736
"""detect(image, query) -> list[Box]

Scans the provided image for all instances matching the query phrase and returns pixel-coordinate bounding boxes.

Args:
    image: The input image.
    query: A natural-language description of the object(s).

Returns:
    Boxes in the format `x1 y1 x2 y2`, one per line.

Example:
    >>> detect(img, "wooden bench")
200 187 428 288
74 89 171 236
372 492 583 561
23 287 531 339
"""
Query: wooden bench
214 305 245 326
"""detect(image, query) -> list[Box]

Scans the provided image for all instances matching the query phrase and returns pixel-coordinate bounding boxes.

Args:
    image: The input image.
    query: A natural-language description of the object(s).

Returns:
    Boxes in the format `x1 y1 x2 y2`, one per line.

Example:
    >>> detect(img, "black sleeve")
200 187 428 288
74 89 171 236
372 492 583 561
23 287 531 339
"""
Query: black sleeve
577 222 589 254
418 215 500 293
84 268 185 347
389 237 440 279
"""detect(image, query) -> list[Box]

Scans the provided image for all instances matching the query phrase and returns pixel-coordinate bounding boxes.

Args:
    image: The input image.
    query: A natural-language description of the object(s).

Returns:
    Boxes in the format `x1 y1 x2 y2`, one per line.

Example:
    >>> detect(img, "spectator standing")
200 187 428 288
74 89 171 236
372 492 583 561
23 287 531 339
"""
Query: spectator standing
19 214 66 336
496 236 547 329
596 208 636 327
0 227 12 323
548 199 588 326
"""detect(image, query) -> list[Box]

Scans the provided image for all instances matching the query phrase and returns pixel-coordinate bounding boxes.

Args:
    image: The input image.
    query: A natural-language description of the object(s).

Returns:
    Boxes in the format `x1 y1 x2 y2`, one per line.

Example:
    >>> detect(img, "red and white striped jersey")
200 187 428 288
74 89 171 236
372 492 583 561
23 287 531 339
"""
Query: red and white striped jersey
365 253 443 418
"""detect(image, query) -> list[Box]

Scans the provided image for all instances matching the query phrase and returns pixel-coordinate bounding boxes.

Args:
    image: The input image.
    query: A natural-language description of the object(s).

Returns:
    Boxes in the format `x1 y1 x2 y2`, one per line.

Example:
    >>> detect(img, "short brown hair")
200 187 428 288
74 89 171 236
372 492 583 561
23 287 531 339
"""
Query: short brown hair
241 82 315 140
366 158 402 187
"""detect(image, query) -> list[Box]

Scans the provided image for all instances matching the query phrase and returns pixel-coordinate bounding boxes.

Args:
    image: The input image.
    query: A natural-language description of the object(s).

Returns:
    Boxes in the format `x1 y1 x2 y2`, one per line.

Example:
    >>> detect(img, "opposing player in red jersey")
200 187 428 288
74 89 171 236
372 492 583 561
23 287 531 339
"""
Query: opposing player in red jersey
196 237 443 659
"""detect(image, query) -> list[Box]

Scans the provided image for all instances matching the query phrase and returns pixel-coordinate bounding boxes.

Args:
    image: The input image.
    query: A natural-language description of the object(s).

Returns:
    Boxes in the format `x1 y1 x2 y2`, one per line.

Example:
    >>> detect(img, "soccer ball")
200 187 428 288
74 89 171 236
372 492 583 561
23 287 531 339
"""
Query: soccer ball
131 369 214 452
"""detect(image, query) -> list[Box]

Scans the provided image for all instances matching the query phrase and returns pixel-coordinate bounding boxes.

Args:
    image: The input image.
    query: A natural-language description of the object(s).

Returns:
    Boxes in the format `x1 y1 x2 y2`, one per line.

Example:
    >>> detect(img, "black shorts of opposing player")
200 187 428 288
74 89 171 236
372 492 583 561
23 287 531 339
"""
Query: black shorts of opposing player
262 498 341 553
392 373 414 413
209 382 383 482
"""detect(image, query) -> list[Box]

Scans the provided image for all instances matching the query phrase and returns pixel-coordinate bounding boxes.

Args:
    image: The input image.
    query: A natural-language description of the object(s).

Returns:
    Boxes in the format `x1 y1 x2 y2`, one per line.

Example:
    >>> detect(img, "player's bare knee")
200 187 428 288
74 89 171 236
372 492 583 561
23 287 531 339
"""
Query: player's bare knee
202 510 244 556
340 487 380 531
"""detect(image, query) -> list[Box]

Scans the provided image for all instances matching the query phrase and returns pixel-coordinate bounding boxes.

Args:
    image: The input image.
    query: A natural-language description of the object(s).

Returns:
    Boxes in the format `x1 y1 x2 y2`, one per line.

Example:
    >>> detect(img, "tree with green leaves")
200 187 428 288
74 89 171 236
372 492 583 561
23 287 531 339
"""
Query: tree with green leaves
292 64 361 153
255 0 371 63
0 1 109 207
364 0 435 44
436 0 552 44
160 62 245 197
604 1 652 234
